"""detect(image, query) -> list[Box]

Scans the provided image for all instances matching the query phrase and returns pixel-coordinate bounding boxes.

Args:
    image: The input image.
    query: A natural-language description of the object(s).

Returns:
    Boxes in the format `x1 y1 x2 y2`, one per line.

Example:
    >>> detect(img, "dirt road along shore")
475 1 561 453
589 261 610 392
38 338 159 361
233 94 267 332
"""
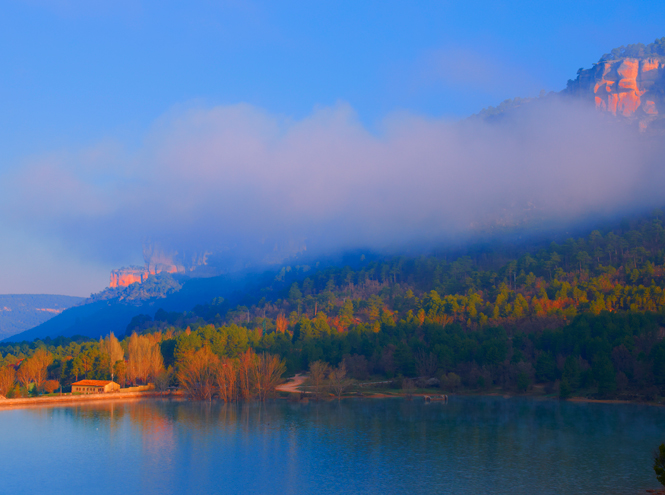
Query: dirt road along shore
276 374 307 393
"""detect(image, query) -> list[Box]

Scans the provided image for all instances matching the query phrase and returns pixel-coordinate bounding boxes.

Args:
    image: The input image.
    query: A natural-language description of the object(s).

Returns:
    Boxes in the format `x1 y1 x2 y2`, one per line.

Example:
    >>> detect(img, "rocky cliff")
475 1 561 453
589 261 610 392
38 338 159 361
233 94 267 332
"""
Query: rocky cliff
109 266 149 288
565 38 665 130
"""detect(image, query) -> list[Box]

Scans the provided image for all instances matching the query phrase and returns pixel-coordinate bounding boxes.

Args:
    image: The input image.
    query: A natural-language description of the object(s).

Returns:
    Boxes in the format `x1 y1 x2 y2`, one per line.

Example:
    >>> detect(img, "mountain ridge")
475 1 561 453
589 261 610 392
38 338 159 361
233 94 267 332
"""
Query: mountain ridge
0 294 84 341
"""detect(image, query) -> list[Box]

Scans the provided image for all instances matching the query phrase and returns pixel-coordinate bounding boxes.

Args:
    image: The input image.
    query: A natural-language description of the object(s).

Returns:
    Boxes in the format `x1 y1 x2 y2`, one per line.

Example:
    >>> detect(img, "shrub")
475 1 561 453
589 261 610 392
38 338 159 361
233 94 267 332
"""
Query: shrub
42 380 60 394
517 371 531 393
654 443 665 486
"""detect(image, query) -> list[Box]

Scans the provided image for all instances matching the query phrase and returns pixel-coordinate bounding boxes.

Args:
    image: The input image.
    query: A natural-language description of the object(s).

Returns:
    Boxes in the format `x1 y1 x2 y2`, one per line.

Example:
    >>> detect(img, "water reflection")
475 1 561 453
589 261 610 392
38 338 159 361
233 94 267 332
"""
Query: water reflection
1 397 664 495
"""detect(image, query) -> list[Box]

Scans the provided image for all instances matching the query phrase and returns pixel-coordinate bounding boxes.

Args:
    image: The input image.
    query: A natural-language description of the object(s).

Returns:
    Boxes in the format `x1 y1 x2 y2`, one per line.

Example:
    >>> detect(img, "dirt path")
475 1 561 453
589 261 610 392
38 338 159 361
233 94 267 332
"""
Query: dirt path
276 374 307 393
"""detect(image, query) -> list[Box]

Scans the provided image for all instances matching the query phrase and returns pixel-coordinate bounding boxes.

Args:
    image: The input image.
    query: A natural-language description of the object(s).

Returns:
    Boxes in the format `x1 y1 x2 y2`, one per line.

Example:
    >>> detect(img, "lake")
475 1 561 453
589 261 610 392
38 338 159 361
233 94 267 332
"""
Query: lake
0 396 663 494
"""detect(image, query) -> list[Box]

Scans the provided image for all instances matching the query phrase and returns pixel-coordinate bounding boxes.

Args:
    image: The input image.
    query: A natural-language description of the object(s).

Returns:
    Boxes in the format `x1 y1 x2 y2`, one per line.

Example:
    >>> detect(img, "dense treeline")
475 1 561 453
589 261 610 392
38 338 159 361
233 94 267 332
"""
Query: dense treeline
5 212 665 400
0 333 167 397
599 37 665 62
0 331 286 401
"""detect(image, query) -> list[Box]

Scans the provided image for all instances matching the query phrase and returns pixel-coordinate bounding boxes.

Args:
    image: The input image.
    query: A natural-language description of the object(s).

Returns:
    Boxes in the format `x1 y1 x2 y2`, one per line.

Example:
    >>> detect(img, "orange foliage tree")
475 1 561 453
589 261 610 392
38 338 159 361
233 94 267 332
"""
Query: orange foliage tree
0 366 15 396
42 380 60 394
175 347 285 402
100 332 124 383
275 314 288 333
217 358 238 402
127 332 165 385
16 349 52 391
177 347 219 401
252 352 286 401
237 349 257 400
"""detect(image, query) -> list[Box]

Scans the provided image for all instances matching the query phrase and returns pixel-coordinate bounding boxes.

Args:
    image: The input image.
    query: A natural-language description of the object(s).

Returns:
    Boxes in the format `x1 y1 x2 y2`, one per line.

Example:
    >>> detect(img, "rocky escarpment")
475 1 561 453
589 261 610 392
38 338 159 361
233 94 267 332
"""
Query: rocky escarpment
565 38 665 130
109 266 149 288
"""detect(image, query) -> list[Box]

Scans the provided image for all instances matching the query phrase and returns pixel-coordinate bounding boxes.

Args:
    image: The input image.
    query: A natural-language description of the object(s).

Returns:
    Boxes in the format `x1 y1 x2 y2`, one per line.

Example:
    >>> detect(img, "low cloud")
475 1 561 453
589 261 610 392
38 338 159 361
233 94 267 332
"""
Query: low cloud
2 96 663 276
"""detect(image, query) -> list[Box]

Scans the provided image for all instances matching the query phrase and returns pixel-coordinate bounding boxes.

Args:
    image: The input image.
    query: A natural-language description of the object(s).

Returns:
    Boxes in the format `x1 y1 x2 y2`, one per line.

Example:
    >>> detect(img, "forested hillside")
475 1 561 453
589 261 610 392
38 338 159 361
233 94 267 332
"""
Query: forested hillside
4 211 665 400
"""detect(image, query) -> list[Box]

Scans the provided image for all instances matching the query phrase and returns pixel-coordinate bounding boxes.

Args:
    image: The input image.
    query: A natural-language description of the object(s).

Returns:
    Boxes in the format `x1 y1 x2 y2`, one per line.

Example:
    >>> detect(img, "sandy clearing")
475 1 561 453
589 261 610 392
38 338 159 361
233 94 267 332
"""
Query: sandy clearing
276 374 307 393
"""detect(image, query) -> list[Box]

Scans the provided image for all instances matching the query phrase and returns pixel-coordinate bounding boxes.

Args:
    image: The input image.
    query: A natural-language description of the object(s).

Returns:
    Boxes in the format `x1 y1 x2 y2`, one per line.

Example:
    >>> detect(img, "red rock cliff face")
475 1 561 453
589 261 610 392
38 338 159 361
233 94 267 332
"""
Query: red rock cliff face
109 267 149 288
567 57 664 130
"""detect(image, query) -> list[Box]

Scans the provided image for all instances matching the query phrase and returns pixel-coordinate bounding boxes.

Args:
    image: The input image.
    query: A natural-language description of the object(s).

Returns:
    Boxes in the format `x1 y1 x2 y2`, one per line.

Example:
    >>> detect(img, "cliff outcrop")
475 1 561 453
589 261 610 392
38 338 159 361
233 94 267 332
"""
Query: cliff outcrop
109 266 149 288
564 38 665 130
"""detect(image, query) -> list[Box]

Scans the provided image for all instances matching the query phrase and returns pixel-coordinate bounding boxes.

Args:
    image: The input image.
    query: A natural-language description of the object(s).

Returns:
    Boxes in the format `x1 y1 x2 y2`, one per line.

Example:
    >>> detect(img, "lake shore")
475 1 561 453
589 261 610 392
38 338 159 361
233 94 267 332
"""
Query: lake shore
3 376 664 411
276 375 665 407
0 391 182 410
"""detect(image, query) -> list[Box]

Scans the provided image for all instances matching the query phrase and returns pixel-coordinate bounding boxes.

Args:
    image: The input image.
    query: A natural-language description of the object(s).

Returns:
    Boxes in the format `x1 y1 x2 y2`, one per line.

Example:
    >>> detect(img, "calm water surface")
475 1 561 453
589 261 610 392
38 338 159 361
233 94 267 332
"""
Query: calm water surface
1 396 664 494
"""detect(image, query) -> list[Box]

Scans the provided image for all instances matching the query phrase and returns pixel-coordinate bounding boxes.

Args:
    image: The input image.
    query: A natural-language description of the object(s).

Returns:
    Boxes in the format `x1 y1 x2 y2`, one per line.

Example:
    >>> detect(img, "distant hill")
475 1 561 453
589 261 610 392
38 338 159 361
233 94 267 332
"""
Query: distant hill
1 271 276 342
0 294 84 340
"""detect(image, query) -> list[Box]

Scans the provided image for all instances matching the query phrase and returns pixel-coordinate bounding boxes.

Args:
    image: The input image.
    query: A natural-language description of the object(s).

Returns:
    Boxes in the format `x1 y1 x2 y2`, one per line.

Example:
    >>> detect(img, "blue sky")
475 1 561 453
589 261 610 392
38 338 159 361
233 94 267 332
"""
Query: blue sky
1 0 665 295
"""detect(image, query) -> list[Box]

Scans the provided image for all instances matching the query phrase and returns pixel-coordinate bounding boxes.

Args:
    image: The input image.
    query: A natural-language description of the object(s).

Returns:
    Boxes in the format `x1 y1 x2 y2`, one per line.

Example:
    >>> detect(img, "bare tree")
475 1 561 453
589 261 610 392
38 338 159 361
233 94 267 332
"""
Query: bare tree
16 360 33 390
113 360 127 387
32 349 53 391
252 353 286 401
16 349 52 392
127 333 164 385
78 352 95 379
402 378 416 399
148 341 165 382
154 369 173 392
100 333 124 383
328 363 351 399
0 366 15 396
415 351 438 378
238 349 257 400
217 358 238 402
127 332 148 384
177 347 219 401
308 360 331 399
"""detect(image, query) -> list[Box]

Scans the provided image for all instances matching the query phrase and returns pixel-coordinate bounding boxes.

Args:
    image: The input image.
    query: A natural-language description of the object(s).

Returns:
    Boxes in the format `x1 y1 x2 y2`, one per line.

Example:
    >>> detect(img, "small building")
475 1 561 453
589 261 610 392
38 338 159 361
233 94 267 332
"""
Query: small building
71 380 120 394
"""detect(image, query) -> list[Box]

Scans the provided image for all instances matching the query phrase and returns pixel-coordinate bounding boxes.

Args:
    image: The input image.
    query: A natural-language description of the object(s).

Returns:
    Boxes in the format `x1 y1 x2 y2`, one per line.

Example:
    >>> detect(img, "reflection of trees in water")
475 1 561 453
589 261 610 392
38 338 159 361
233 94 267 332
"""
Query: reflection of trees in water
55 401 127 429
37 397 662 494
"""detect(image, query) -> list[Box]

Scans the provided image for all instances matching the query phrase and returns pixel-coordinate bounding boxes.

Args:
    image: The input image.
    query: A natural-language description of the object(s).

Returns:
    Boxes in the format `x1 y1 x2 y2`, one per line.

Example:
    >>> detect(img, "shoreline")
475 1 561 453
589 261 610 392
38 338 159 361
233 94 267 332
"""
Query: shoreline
277 375 665 407
450 389 665 407
0 391 182 410
2 380 663 411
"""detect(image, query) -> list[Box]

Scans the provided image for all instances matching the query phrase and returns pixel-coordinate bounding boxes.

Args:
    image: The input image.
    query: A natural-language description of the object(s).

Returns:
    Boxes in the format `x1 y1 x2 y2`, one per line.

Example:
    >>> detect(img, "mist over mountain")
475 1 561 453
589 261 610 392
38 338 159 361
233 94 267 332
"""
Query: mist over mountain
8 38 663 290
6 38 665 343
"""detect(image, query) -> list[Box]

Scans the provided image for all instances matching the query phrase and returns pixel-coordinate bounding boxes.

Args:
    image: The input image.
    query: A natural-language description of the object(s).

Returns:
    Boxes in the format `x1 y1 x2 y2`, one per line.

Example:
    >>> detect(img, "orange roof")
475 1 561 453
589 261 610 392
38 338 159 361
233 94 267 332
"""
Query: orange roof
72 380 116 386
